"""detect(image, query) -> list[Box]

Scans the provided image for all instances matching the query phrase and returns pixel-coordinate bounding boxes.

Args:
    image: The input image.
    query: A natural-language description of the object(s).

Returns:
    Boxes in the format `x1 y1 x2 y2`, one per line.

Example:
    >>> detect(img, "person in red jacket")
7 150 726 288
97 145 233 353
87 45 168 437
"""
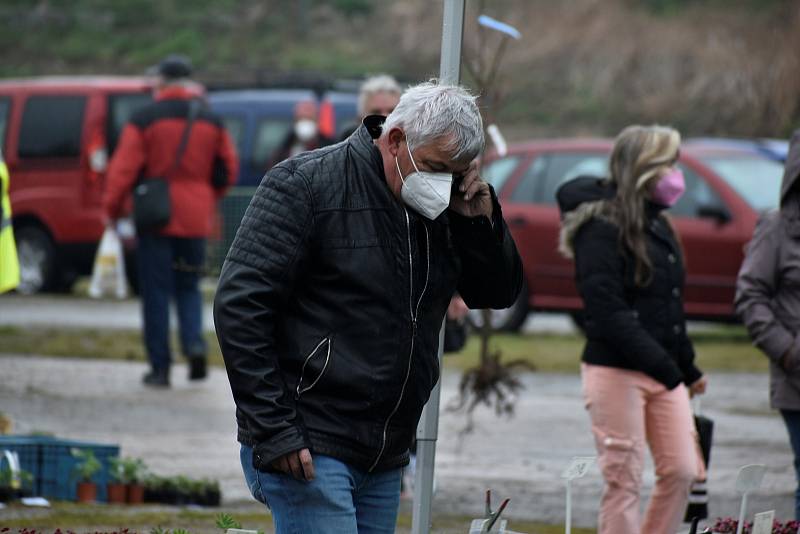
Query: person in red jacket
104 54 238 387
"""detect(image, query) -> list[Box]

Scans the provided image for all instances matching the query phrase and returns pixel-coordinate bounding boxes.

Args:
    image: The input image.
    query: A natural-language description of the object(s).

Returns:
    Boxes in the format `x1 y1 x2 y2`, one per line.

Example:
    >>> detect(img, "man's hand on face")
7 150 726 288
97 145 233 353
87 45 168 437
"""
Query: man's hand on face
449 160 493 220
271 448 315 481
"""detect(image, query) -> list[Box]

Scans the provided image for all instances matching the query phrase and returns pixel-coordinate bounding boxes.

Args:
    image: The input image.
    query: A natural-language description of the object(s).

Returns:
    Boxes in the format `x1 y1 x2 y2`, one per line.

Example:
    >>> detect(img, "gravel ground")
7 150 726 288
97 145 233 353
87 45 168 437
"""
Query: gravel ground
0 352 795 530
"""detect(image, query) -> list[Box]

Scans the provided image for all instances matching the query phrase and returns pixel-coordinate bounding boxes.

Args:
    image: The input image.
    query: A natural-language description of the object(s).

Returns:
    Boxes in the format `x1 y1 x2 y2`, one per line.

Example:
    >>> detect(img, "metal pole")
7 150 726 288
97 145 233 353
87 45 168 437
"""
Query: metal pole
411 321 445 534
411 3 465 533
565 480 572 534
438 0 466 86
736 492 748 534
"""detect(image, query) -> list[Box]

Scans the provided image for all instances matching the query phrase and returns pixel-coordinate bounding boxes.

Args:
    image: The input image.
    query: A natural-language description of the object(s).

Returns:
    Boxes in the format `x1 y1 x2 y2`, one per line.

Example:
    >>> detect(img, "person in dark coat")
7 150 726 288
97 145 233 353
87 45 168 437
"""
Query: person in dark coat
213 82 522 533
557 125 707 534
736 129 800 519
268 99 334 169
337 74 402 142
104 54 238 387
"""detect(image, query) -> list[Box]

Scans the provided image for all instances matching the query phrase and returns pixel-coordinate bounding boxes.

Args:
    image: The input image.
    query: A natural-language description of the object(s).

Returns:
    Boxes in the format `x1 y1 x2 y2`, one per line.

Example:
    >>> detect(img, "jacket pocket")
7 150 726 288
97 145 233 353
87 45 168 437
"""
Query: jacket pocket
295 336 332 399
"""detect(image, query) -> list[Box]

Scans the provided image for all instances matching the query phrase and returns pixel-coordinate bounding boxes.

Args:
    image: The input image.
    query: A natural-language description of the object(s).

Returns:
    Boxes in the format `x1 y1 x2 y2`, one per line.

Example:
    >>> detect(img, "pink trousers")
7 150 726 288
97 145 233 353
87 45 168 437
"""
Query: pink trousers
582 363 705 534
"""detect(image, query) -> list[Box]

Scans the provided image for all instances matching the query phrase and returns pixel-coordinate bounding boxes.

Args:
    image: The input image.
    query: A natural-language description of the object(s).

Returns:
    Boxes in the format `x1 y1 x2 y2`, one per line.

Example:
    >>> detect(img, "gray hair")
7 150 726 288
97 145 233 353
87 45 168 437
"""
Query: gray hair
358 74 402 116
381 81 484 163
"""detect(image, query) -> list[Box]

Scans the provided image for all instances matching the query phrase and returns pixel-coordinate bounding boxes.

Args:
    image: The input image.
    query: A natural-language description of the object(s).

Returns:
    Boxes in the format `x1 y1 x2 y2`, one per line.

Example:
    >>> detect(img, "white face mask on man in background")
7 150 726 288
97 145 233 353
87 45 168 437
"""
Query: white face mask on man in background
395 141 453 220
294 119 318 143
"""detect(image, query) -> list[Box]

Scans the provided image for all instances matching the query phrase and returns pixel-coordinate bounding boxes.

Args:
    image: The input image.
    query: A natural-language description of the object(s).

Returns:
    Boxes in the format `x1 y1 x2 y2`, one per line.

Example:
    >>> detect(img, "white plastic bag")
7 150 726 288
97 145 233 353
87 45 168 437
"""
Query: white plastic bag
88 226 128 299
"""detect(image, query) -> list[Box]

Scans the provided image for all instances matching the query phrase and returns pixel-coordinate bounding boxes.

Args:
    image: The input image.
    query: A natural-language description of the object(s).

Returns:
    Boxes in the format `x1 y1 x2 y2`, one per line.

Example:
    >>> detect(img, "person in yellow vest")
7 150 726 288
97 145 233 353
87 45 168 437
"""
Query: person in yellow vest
0 150 20 293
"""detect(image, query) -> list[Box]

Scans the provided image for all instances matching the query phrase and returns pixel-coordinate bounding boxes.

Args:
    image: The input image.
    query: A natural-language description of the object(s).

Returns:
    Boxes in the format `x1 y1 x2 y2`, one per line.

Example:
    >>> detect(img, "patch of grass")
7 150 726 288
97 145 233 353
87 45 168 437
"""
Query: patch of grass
0 323 767 374
0 503 268 530
0 325 224 367
443 326 767 374
0 503 595 534
444 333 584 373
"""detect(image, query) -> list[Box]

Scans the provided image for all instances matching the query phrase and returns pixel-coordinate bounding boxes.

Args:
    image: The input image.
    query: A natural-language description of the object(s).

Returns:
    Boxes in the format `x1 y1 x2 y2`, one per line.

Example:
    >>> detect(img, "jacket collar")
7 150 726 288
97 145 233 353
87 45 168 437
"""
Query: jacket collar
349 118 386 178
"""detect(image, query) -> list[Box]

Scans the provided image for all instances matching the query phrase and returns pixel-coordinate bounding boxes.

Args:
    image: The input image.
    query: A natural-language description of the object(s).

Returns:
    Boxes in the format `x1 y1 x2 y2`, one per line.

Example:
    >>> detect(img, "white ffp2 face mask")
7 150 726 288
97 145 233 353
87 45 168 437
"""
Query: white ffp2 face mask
294 119 318 142
394 142 453 220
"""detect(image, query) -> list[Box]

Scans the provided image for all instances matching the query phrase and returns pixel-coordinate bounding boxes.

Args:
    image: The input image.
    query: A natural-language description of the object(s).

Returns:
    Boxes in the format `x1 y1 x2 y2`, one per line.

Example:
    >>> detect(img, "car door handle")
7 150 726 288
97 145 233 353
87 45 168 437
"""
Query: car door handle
508 217 527 226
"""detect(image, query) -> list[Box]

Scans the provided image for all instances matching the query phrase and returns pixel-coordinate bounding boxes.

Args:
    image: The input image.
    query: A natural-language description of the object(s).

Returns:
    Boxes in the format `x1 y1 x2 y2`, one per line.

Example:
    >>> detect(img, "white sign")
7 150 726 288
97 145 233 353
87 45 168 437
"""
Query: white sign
735 464 766 493
751 510 775 534
561 456 595 480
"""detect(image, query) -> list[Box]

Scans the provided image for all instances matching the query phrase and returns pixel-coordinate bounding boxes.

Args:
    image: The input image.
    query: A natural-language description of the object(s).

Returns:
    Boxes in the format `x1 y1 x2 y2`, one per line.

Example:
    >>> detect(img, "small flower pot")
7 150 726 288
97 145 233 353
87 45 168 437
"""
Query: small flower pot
127 483 145 504
107 482 127 504
76 481 97 503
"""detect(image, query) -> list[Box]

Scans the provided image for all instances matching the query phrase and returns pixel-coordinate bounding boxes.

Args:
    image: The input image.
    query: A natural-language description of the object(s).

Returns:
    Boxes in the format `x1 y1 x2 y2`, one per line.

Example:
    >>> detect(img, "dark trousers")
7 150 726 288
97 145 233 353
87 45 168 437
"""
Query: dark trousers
137 234 207 371
781 409 800 519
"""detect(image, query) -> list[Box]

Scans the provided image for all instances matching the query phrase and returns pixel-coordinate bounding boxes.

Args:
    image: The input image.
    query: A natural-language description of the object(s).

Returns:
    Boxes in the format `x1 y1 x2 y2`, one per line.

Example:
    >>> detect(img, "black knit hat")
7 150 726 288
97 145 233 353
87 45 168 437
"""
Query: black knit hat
157 54 193 79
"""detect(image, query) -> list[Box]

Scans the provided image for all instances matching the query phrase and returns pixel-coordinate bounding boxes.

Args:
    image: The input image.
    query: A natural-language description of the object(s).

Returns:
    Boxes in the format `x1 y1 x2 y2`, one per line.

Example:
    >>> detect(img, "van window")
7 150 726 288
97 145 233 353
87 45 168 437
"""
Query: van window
253 119 292 167
19 95 87 158
221 117 245 157
0 97 9 155
107 93 152 152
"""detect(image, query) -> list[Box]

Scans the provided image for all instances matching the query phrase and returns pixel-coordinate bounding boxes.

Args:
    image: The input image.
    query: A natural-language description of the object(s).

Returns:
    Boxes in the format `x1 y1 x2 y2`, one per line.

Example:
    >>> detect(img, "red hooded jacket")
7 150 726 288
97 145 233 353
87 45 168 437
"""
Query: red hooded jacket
104 85 238 237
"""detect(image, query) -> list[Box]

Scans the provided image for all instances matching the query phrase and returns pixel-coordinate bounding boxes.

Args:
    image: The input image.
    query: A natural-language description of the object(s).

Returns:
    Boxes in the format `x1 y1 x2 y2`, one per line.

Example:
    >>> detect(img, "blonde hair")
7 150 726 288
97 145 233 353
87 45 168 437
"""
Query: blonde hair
559 125 681 286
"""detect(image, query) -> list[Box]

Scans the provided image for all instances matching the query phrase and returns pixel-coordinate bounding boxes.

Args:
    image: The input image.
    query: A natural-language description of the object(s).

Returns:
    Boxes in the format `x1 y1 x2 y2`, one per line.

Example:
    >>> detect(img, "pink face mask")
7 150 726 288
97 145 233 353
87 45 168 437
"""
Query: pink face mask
650 168 686 207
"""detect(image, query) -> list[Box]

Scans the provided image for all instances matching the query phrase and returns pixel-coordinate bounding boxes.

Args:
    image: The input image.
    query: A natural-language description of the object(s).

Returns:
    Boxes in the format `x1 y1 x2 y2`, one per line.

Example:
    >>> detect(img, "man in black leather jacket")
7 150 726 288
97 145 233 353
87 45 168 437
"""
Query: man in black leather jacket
214 82 522 533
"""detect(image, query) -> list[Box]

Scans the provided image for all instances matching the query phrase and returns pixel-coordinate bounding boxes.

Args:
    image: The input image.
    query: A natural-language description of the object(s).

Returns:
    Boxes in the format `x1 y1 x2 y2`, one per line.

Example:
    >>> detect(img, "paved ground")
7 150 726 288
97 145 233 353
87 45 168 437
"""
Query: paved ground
0 293 795 530
0 294 577 334
0 353 795 529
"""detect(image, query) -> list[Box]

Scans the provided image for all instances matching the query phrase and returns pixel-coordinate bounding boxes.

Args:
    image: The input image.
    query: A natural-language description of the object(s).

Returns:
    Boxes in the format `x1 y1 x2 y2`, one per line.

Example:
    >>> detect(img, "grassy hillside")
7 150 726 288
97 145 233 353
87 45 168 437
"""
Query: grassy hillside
0 0 797 138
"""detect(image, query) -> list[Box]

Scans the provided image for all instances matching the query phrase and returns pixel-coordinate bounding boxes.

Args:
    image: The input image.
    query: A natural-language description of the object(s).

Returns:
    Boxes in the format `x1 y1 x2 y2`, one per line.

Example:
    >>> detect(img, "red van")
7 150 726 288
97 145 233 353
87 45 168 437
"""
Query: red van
0 77 154 293
481 138 785 331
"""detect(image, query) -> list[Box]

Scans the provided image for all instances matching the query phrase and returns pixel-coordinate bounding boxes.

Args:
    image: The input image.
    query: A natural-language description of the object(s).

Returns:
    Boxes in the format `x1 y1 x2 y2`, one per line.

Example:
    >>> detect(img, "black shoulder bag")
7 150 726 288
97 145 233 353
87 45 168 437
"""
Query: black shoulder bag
133 99 199 231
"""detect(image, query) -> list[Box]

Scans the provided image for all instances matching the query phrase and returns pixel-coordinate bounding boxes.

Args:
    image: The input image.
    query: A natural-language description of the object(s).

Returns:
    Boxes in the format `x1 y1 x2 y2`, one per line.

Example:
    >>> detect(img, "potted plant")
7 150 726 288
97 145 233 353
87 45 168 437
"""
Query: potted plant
200 478 221 507
71 448 101 503
119 457 147 504
106 457 126 504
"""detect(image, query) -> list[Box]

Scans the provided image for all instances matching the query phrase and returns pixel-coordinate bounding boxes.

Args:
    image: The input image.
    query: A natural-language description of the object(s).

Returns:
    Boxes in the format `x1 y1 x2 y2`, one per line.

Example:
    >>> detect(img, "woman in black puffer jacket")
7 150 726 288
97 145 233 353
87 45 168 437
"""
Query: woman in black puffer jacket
556 125 707 534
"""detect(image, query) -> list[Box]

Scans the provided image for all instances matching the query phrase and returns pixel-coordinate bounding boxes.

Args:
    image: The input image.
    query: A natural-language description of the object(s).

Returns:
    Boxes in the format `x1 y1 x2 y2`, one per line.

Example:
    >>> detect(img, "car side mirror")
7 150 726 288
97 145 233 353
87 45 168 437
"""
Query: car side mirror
696 203 731 224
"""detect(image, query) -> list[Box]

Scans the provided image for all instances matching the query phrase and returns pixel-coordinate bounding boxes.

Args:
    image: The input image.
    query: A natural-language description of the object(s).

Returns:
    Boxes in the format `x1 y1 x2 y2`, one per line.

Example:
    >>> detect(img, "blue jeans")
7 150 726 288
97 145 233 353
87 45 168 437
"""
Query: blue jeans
781 410 800 519
240 444 401 534
137 234 207 371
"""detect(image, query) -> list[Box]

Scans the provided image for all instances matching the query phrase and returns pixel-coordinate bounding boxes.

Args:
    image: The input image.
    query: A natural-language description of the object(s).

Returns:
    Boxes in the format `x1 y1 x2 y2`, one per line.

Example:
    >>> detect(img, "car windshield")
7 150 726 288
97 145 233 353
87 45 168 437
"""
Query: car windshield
698 154 783 212
482 155 520 192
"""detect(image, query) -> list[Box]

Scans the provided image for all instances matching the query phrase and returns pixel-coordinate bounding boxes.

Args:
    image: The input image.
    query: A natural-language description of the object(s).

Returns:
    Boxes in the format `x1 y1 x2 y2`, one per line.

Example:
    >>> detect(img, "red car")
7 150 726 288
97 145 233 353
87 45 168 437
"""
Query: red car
481 138 785 331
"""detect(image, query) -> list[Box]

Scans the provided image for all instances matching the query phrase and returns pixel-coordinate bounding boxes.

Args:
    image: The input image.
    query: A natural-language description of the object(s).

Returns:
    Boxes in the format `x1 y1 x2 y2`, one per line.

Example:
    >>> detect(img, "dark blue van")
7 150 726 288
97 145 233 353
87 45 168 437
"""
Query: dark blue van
205 88 358 272
208 88 358 186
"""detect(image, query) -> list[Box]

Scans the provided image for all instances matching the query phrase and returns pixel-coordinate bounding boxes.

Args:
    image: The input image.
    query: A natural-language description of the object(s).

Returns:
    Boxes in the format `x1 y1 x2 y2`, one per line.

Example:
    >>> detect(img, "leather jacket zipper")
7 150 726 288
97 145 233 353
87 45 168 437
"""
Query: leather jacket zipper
295 336 331 399
370 208 429 471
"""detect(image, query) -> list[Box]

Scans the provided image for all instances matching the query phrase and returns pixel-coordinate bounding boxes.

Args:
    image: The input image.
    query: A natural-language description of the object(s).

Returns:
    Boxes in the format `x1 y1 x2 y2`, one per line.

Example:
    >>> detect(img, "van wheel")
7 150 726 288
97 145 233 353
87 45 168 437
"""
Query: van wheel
466 281 529 333
15 225 56 294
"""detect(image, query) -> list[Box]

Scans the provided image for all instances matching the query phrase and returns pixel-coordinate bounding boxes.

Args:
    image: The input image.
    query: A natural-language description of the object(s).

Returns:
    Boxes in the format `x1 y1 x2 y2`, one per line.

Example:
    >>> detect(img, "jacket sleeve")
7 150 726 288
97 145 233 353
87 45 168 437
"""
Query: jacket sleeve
103 124 145 220
213 128 239 198
448 187 523 310
735 213 796 363
676 334 703 387
213 164 314 470
574 220 684 389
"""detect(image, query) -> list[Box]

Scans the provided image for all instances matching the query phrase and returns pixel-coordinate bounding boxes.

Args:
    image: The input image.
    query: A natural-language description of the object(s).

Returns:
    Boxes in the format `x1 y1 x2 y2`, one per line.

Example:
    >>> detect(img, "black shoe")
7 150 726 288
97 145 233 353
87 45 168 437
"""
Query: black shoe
143 368 170 387
188 357 207 380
